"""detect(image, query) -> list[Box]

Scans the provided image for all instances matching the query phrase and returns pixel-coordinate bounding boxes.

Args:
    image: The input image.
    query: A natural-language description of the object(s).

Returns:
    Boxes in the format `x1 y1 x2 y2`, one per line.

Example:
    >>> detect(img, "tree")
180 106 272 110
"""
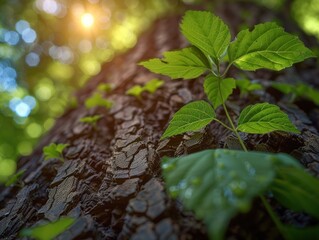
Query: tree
1 2 319 239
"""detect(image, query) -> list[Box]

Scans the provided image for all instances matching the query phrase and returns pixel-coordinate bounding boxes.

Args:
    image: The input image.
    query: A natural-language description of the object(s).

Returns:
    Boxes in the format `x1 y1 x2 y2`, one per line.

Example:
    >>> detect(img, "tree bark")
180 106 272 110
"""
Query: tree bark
1 2 319 239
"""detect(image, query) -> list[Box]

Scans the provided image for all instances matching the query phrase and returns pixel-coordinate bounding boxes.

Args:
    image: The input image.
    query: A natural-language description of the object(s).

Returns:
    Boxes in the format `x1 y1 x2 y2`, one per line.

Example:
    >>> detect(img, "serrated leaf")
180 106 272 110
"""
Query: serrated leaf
204 74 236 109
228 22 315 71
162 149 299 240
140 47 210 79
20 217 75 240
237 103 300 134
271 167 319 219
143 79 164 93
180 11 231 62
43 143 69 161
161 101 215 139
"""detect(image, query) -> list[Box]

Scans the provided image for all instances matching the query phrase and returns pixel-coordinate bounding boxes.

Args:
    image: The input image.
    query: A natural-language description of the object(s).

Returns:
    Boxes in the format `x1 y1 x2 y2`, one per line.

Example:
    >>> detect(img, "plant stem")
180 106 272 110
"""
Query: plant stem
260 195 287 238
221 63 233 78
214 119 233 131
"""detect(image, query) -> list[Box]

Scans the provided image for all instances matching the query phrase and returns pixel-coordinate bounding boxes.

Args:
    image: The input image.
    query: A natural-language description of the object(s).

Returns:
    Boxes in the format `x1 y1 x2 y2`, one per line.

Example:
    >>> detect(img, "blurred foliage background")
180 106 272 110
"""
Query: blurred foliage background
0 0 318 183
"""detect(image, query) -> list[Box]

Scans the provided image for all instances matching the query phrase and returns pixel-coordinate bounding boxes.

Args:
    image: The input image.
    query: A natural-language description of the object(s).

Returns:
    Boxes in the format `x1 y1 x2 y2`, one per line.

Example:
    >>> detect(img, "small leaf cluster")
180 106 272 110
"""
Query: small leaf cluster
43 143 69 162
5 169 25 187
141 10 318 240
20 217 75 240
126 78 164 99
79 114 102 127
85 83 113 109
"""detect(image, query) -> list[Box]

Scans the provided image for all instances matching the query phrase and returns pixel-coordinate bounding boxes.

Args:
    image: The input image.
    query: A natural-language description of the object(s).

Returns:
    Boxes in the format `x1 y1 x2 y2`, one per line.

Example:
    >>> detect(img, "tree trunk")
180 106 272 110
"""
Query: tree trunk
1 2 319 239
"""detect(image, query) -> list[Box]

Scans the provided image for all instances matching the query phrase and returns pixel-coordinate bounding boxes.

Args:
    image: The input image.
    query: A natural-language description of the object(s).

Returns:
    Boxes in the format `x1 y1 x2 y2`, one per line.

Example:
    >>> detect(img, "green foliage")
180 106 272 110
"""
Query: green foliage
180 11 231 63
237 103 300 134
272 82 319 105
20 217 75 240
228 22 315 71
97 83 113 93
271 167 319 219
79 115 102 126
143 79 165 93
204 75 236 109
162 149 300 240
236 79 263 96
84 92 113 109
126 79 164 98
43 143 69 162
5 169 25 187
161 101 215 139
140 47 210 79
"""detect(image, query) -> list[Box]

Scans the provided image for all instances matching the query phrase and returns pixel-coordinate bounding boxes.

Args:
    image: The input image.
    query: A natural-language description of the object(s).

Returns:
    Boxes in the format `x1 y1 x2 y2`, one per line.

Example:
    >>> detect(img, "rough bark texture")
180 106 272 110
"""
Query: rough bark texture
1 2 319 239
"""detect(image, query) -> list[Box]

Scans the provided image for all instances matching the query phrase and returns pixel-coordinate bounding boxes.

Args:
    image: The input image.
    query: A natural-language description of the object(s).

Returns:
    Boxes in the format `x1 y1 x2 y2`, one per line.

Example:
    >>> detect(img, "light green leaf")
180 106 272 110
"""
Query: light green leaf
237 102 300 134
5 169 25 187
79 115 102 125
85 92 113 109
228 22 315 71
180 11 231 62
20 217 75 240
43 143 69 161
204 74 236 109
271 167 319 219
126 85 144 98
143 79 164 93
236 79 263 96
140 47 210 79
161 101 215 139
97 83 113 93
162 149 299 240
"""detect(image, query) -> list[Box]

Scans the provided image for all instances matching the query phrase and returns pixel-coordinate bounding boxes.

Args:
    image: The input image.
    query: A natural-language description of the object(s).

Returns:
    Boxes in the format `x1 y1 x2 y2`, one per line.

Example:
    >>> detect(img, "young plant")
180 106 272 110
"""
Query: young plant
272 82 319 105
141 10 318 239
126 78 164 99
20 217 75 240
79 114 103 128
43 143 69 162
85 92 113 109
5 169 25 187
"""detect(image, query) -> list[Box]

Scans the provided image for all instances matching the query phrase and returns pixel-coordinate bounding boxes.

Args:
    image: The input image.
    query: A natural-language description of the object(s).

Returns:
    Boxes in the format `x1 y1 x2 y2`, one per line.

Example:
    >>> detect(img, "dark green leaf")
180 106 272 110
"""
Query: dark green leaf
140 47 210 79
271 167 319 219
5 169 25 187
180 11 231 62
162 149 299 240
228 22 315 71
161 101 215 139
237 102 300 134
204 74 236 109
20 217 75 240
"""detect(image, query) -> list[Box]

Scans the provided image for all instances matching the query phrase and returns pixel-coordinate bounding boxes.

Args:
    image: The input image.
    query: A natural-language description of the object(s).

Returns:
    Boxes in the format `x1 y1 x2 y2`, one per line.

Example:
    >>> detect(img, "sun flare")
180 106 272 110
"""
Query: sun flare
81 13 94 28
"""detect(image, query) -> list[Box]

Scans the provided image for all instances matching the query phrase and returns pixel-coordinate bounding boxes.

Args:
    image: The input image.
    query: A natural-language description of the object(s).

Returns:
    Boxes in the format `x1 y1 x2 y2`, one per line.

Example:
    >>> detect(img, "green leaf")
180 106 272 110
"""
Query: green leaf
271 167 319 219
282 225 319 240
85 92 113 109
79 115 102 125
161 101 215 139
97 83 113 93
180 11 231 62
204 74 236 109
140 47 210 79
237 102 300 134
126 85 144 98
271 82 295 95
20 217 75 240
5 169 25 187
236 79 263 96
43 143 69 161
143 79 164 93
228 22 315 71
162 149 299 240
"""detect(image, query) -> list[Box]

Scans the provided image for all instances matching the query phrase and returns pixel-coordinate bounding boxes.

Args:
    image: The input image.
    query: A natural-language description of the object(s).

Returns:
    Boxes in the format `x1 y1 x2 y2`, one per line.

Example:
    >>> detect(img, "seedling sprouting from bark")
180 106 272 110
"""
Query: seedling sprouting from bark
20 217 75 240
126 78 164 99
141 10 319 240
79 114 103 129
43 143 69 162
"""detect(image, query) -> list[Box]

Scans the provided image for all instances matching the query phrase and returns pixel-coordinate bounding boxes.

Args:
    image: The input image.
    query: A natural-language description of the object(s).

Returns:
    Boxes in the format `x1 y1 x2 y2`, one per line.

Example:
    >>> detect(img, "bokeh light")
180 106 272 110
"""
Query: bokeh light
81 13 95 28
